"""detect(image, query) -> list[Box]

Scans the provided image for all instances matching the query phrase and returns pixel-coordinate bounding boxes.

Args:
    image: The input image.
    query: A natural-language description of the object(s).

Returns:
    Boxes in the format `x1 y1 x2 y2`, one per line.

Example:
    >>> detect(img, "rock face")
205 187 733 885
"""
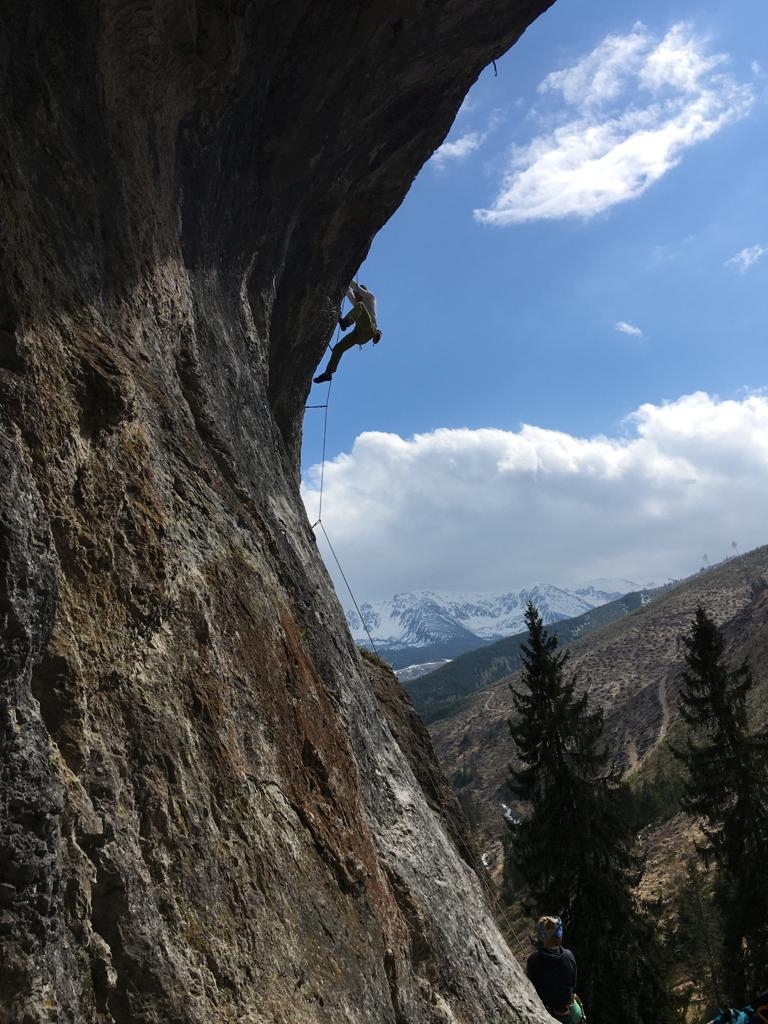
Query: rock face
0 3 555 1022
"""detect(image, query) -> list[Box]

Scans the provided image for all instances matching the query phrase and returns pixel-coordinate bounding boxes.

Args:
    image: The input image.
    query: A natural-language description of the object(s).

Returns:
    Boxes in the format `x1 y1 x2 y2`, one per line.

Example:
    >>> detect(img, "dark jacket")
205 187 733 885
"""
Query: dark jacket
526 946 577 1016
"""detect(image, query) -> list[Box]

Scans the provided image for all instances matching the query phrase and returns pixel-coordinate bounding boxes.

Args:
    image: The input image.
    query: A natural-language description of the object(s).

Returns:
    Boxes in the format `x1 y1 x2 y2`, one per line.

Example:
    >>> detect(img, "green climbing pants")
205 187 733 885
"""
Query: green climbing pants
550 995 584 1024
569 998 584 1024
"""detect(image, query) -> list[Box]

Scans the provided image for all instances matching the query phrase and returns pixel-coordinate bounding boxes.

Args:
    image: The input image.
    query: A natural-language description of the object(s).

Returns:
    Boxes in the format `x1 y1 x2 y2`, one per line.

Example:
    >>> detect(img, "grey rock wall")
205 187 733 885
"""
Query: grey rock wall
0 2 556 1021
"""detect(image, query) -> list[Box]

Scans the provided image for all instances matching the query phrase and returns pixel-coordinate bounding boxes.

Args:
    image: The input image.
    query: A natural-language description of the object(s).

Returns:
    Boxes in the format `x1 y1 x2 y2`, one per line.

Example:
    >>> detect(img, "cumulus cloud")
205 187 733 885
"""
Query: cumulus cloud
474 22 754 225
615 321 643 337
301 392 768 600
725 243 767 272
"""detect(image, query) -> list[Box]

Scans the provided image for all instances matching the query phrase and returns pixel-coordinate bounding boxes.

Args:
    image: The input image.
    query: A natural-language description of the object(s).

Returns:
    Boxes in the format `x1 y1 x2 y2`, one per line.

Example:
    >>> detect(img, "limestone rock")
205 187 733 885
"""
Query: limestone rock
0 2 555 1021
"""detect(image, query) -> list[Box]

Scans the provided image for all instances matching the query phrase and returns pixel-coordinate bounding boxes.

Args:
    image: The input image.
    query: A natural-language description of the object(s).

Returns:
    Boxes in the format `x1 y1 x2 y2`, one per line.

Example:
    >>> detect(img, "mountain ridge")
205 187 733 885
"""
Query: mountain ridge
348 579 646 669
406 586 666 721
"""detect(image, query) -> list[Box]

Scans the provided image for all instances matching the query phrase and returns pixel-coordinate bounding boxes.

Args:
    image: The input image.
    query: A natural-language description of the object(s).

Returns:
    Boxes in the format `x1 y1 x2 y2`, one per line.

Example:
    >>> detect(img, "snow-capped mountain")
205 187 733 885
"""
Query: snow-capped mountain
346 580 647 670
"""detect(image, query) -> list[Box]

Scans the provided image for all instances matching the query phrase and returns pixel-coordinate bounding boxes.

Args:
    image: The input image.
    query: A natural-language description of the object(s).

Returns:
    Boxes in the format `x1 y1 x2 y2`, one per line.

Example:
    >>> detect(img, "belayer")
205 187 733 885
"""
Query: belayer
314 281 382 384
526 915 585 1024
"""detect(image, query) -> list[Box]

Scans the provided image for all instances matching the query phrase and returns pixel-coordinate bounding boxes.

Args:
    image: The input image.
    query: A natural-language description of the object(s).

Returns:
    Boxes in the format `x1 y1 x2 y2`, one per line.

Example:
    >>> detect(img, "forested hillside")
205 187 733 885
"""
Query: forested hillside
430 544 768 841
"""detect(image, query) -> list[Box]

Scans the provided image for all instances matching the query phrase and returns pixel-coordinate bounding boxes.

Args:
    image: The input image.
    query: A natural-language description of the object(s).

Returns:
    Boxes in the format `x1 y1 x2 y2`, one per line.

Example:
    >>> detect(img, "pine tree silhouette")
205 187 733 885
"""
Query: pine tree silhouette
675 606 768 1003
508 602 673 1024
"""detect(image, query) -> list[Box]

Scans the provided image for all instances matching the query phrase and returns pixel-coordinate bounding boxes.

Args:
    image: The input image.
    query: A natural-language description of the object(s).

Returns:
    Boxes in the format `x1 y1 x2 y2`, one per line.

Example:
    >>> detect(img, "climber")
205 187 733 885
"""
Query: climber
313 282 382 384
526 916 583 1024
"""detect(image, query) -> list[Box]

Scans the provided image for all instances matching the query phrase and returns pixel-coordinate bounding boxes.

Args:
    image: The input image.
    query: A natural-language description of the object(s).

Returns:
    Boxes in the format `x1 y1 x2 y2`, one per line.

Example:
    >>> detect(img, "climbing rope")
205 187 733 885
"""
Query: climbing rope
305 338 532 967
310 379 332 530
305 279 532 961
306 316 380 656
317 519 380 656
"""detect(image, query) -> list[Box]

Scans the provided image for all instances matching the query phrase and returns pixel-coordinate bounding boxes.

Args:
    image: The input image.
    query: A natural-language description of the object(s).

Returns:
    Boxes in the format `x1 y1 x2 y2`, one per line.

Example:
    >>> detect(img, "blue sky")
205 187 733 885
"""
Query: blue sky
302 0 768 603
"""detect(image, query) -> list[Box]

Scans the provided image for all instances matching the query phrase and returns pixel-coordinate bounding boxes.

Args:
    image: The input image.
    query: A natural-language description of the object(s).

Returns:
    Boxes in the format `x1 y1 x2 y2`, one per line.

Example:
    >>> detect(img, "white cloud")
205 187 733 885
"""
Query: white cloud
639 23 727 93
301 392 768 600
475 23 754 225
432 131 485 168
725 243 767 272
540 24 650 108
615 320 643 337
432 112 503 169
649 233 698 265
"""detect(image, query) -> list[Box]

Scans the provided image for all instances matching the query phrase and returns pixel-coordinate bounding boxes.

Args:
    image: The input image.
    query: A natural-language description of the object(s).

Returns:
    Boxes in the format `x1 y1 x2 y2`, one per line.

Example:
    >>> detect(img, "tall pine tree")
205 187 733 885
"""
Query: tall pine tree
675 606 768 1003
508 602 673 1024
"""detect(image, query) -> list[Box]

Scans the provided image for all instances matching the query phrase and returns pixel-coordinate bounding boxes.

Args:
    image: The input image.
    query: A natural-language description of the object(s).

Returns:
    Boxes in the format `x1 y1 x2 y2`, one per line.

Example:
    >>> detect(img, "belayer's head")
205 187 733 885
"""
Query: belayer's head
537 916 564 948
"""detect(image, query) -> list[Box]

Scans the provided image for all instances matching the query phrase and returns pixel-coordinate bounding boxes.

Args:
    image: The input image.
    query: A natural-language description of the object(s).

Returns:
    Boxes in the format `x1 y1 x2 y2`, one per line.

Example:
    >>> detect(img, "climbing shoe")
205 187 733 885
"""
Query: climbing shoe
313 371 332 384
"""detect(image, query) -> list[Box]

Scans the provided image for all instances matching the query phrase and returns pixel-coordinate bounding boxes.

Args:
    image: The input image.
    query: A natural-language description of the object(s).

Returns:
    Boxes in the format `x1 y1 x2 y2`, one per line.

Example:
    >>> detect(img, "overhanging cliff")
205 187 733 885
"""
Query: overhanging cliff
0 3 556 1022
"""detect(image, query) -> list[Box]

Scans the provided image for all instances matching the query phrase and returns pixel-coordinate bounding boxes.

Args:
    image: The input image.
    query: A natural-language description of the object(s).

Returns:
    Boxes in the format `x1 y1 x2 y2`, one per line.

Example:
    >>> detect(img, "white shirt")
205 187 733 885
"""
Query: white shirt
346 282 377 323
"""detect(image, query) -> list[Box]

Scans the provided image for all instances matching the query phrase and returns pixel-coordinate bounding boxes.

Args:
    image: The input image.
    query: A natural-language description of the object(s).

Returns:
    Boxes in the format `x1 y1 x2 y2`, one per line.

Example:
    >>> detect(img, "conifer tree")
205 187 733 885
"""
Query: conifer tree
673 859 724 1011
675 606 768 1003
507 602 673 1024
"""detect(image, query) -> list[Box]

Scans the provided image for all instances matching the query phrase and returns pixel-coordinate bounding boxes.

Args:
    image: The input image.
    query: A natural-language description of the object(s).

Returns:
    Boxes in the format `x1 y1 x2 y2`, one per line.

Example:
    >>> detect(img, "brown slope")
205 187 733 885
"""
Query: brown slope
430 545 768 845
